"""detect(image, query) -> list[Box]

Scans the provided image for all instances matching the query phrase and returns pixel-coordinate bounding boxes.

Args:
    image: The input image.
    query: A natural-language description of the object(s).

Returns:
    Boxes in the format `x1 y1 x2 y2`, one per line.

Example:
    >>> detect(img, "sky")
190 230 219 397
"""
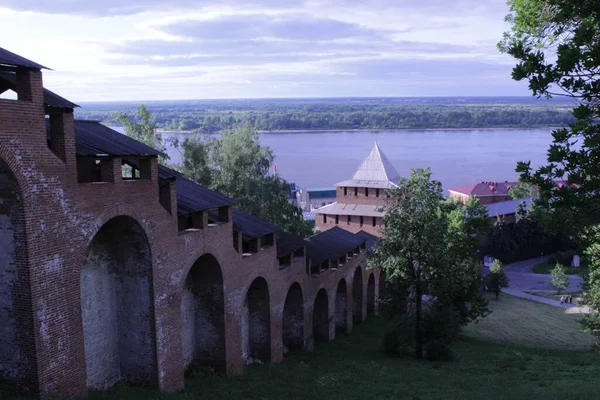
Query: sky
0 0 529 102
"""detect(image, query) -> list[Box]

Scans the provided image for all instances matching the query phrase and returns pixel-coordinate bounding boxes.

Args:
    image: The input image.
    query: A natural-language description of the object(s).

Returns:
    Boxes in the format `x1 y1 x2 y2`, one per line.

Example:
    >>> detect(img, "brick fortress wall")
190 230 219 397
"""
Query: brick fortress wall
0 67 384 398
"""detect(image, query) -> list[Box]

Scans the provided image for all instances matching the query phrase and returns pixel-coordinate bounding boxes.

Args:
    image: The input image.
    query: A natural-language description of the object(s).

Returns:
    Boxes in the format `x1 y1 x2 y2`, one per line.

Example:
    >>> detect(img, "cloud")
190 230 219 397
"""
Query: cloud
0 0 302 16
160 14 376 41
1 0 524 100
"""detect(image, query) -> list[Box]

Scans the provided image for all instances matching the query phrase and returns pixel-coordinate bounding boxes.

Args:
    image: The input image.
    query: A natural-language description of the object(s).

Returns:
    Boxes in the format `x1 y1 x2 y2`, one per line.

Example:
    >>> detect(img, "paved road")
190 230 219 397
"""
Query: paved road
484 256 588 312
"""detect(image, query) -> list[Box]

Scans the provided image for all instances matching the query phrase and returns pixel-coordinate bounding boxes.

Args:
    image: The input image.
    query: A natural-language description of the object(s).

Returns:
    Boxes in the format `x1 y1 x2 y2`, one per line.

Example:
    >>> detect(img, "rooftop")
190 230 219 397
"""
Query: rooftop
158 165 235 214
336 141 400 189
0 71 78 110
0 47 49 70
72 120 164 158
355 230 379 250
305 226 367 265
449 181 517 197
314 202 384 218
276 230 305 258
486 197 534 218
233 209 279 240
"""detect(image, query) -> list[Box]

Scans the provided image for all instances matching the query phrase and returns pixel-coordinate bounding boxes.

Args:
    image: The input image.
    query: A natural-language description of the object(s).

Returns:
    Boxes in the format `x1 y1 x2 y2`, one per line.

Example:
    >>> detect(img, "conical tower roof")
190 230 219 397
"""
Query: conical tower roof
335 142 400 188
352 141 399 182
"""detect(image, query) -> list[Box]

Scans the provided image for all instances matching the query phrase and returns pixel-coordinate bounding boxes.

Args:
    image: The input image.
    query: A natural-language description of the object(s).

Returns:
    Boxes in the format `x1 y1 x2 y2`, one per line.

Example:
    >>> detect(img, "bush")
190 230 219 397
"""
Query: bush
382 316 416 357
547 255 557 264
557 250 576 265
425 340 454 361
382 305 462 361
382 329 400 356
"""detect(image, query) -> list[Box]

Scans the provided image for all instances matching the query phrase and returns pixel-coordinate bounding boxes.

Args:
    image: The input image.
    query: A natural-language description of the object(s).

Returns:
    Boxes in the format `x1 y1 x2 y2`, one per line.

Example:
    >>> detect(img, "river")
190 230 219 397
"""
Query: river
159 128 554 193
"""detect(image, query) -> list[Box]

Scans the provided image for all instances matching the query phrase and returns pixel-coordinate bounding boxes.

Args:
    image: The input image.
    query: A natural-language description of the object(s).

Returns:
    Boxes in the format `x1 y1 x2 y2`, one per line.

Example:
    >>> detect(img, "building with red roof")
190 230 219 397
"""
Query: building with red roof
448 181 517 205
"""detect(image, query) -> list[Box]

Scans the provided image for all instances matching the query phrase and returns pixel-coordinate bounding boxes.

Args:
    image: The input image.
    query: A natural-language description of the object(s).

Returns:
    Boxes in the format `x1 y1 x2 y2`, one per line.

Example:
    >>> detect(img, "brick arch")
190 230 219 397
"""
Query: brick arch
282 282 304 353
243 277 271 364
367 273 376 316
312 288 329 343
181 253 226 372
79 215 157 390
0 156 36 392
334 279 348 335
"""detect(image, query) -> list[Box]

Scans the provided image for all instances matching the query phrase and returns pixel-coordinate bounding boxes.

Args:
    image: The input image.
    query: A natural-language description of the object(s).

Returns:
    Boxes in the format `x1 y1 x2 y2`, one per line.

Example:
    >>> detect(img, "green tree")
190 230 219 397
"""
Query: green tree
508 176 537 199
181 122 313 238
551 263 569 294
485 259 509 299
370 168 488 359
500 0 600 240
581 226 600 347
114 104 169 163
501 0 600 347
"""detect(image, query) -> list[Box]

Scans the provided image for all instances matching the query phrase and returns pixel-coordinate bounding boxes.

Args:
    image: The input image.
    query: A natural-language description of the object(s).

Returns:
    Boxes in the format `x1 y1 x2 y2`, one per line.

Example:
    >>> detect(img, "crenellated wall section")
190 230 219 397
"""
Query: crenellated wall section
0 59 384 399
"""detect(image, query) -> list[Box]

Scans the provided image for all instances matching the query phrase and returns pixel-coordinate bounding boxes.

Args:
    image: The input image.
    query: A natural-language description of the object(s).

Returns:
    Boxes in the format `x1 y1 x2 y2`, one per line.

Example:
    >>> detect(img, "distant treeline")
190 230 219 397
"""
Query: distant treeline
75 99 576 132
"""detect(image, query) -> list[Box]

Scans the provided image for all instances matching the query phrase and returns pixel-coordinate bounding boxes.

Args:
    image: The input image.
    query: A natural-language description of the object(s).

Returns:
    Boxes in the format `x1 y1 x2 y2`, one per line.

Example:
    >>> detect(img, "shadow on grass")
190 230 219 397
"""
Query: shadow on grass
2 317 600 400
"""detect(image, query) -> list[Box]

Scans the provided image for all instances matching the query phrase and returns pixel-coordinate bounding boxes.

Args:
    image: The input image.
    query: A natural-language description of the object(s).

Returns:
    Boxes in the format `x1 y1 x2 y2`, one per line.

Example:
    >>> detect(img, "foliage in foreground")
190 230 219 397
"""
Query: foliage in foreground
502 0 600 347
484 259 509 299
179 122 313 238
371 169 489 360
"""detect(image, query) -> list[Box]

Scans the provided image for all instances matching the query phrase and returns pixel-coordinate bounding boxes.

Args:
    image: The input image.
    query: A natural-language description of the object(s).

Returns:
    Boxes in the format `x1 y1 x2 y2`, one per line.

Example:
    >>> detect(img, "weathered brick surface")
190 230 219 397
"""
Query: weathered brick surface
0 68 383 398
316 214 382 236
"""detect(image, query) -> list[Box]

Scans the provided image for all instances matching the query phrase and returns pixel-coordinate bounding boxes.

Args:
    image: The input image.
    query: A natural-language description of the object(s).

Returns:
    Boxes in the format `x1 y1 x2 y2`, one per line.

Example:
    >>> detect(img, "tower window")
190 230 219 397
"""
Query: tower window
354 187 358 196
376 189 380 197
344 187 347 196
323 214 327 223
360 216 364 226
365 188 369 197
372 217 376 227
347 215 351 225
335 215 339 224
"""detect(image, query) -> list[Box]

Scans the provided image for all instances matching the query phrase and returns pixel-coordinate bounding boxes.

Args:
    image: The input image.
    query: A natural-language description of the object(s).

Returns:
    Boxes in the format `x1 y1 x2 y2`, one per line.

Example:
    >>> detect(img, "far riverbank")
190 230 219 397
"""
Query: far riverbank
156 126 562 135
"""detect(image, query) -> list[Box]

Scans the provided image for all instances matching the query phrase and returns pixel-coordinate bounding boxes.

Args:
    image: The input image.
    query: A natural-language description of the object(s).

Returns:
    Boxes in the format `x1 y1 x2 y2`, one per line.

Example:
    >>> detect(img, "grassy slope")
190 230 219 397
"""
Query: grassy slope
463 294 594 350
3 296 599 400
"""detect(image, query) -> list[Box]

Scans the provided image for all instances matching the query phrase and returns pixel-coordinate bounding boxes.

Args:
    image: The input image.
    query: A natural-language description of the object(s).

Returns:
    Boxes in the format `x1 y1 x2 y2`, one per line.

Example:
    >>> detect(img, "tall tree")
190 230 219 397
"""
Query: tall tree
114 104 169 163
485 259 509 299
551 263 569 294
500 0 600 241
501 0 600 345
370 169 488 359
181 122 313 238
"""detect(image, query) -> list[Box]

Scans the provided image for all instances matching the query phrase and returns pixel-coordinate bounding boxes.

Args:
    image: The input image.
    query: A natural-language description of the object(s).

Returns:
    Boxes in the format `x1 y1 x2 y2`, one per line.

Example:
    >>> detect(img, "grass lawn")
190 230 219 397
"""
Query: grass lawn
3 296 599 400
532 259 588 276
463 294 594 350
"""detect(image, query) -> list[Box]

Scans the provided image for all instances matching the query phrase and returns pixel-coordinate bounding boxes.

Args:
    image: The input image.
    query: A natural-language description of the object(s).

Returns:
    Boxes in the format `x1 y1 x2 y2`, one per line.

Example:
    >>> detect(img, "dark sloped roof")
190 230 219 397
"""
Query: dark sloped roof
276 230 305 258
305 226 366 265
158 165 234 214
0 48 49 70
233 209 279 240
355 230 378 250
73 120 164 157
0 72 78 109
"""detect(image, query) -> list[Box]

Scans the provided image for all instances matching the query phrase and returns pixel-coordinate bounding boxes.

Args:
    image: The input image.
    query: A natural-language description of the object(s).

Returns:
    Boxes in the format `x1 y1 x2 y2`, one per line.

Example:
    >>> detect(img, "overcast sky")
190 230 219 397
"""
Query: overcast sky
0 0 528 102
